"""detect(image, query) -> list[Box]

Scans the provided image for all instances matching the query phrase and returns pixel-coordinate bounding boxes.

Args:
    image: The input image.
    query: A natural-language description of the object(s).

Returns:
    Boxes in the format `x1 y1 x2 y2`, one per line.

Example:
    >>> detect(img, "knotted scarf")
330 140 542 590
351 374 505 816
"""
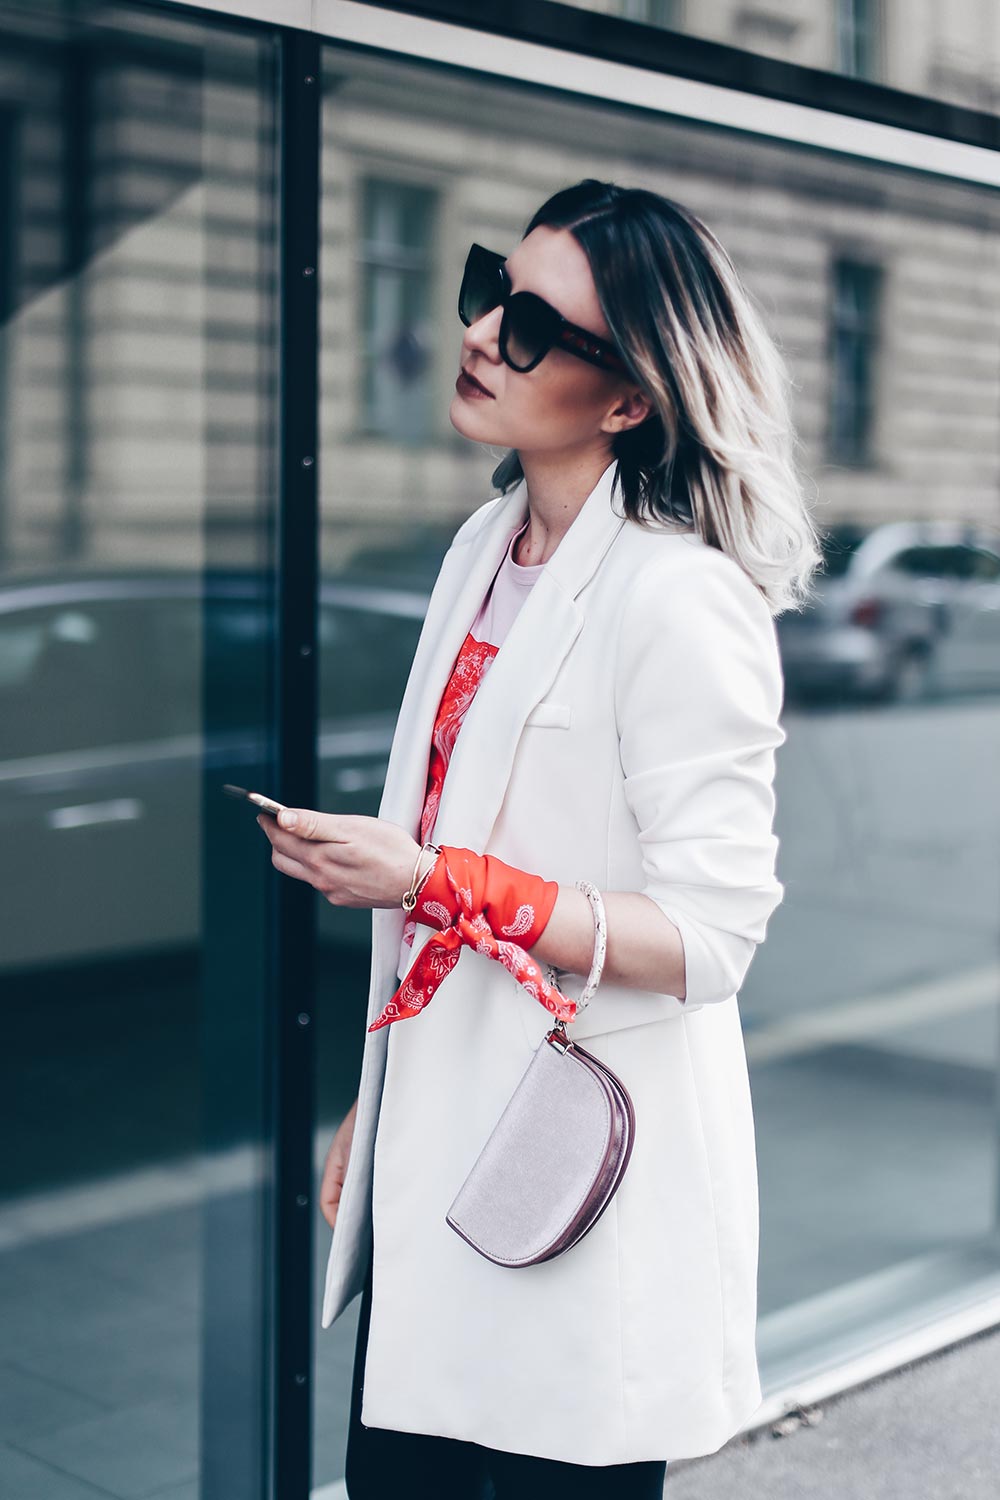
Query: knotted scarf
368 845 576 1032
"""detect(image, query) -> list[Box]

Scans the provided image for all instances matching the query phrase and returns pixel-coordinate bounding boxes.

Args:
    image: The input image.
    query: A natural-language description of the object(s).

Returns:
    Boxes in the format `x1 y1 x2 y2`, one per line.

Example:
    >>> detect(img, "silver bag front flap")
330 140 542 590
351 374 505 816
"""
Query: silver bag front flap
445 1036 615 1265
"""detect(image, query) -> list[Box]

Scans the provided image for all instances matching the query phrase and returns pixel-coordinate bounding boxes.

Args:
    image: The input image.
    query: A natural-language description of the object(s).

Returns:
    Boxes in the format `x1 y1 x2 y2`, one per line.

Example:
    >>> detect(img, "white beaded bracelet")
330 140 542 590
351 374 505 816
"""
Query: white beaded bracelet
546 880 607 1020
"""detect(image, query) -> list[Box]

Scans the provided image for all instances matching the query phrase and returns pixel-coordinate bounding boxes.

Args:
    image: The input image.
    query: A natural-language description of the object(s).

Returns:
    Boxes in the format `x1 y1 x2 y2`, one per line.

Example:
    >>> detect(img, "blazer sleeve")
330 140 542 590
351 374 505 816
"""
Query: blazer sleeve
614 545 787 1013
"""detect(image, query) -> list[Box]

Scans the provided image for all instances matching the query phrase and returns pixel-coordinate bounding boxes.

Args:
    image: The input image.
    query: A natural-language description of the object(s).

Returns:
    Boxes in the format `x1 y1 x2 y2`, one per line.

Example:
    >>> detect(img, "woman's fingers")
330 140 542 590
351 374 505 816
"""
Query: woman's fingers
276 806 346 839
320 1103 358 1230
320 1164 343 1230
256 815 315 883
320 1143 348 1229
267 845 314 884
256 810 420 909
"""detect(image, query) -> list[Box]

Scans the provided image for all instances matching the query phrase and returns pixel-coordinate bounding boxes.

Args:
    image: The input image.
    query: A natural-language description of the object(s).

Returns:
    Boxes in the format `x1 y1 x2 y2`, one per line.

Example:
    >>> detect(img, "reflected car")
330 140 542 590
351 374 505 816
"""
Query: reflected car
0 568 432 974
776 520 1000 703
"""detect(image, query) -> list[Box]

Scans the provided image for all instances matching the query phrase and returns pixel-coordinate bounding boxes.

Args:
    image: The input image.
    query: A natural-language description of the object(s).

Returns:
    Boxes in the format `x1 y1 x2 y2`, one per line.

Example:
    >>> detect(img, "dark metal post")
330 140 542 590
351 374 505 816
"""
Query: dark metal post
270 26 321 1500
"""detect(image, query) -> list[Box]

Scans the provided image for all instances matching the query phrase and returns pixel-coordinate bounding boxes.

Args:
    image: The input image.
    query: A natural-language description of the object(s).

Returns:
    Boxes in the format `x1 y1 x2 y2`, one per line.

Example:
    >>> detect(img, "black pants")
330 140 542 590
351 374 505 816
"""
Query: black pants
345 1248 669 1499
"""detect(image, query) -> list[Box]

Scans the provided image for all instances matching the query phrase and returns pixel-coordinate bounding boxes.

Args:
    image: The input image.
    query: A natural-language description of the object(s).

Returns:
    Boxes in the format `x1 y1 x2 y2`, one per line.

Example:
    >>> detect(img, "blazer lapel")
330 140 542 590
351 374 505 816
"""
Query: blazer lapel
431 457 627 854
369 459 627 1007
369 482 530 1007
375 485 529 837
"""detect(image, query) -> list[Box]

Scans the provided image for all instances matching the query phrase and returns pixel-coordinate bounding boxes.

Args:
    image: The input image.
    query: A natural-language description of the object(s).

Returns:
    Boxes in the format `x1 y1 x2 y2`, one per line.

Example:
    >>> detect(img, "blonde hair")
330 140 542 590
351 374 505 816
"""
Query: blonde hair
491 180 823 615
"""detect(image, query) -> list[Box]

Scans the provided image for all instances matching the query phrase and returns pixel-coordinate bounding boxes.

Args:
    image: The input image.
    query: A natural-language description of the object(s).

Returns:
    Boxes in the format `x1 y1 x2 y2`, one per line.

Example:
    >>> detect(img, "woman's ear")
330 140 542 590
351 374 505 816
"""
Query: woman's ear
604 385 654 435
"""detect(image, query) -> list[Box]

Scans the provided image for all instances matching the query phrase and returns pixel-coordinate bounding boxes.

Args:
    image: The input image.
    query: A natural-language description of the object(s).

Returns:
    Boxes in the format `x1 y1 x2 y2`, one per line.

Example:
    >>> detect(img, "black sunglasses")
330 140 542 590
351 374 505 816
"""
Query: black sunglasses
459 243 627 375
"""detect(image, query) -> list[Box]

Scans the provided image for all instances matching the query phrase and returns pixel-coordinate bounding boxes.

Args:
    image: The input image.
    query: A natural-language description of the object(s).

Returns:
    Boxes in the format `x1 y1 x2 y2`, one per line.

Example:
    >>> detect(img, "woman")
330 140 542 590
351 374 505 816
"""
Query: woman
258 180 822 1496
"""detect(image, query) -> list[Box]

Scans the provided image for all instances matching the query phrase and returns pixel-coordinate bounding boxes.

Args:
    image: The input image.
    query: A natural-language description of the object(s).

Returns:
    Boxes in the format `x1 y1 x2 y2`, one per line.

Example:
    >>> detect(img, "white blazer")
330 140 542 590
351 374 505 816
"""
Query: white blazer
321 457 786 1466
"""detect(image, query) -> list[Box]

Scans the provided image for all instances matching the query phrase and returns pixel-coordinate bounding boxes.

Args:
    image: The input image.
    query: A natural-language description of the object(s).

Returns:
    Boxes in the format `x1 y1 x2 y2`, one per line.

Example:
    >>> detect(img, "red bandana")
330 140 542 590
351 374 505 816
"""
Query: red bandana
401 628 498 958
368 845 575 1032
376 617 573 1033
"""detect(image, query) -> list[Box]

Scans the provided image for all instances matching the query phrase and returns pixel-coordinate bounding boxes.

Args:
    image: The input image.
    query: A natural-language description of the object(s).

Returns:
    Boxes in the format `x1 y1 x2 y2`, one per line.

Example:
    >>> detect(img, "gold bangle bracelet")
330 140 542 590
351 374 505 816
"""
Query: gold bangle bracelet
402 842 442 912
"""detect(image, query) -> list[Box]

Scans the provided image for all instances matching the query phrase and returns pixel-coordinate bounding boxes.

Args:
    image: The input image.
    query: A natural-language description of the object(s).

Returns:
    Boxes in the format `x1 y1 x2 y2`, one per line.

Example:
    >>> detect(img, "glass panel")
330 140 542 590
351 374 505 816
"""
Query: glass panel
314 38 1000 1490
562 0 1000 112
359 177 438 443
829 259 881 466
0 4 279 1497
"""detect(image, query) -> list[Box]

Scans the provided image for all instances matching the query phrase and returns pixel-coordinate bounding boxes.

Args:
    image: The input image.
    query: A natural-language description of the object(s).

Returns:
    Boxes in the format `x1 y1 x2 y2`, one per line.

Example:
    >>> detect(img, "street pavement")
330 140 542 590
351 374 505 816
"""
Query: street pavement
663 1321 1000 1499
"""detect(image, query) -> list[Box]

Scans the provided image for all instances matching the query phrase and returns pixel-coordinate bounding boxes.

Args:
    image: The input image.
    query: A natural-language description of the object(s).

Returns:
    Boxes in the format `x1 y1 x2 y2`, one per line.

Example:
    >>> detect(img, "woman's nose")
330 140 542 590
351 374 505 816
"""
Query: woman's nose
463 306 503 359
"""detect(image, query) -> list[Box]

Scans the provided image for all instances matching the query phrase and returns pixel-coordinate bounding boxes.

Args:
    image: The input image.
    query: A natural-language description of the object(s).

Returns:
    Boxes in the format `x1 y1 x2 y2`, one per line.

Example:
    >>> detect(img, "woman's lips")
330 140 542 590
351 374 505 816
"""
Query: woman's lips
456 368 494 399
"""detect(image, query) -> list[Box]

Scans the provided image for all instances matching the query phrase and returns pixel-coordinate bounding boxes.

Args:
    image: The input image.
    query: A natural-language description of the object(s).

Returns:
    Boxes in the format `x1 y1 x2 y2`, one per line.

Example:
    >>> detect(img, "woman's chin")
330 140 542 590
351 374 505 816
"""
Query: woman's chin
448 396 502 439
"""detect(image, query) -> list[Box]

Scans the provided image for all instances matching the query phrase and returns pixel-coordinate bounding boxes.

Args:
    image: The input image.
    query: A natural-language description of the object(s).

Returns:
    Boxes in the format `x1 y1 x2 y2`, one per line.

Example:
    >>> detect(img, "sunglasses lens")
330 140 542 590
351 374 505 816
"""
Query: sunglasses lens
459 252 564 373
460 250 505 326
502 293 558 371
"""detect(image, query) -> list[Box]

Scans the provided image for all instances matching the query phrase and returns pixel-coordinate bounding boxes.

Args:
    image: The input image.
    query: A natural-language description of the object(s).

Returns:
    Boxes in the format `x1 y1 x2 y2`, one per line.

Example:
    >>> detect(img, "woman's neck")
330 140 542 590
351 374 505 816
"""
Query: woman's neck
515 451 616 566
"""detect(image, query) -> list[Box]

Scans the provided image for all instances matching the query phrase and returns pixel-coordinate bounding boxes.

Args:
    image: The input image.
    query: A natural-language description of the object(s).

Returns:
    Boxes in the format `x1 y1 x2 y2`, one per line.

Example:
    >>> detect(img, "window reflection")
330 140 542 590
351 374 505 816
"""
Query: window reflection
829 259 882 467
317 35 1000 1489
0 6 279 1496
563 0 999 112
836 0 882 81
360 177 438 443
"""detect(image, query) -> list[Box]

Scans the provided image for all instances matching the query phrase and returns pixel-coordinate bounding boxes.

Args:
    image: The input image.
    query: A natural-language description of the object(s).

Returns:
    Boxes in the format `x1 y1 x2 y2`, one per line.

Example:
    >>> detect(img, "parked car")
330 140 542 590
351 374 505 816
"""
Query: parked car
776 520 1000 703
0 567 433 973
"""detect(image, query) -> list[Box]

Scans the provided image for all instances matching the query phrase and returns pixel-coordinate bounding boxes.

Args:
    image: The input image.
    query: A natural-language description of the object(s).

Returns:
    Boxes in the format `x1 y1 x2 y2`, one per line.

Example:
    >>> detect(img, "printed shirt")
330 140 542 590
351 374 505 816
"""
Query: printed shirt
395 513 544 979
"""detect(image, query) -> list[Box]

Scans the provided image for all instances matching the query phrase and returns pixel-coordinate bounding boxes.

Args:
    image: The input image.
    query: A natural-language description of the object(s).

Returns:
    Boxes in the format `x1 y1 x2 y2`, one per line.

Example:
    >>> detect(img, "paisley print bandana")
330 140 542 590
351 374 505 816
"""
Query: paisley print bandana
368 845 574 1032
401 627 498 958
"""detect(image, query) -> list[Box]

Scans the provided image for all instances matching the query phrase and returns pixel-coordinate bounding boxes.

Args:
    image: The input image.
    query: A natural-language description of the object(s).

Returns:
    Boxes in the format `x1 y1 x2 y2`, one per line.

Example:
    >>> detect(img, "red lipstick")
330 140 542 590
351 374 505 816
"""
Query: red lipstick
456 366 495 399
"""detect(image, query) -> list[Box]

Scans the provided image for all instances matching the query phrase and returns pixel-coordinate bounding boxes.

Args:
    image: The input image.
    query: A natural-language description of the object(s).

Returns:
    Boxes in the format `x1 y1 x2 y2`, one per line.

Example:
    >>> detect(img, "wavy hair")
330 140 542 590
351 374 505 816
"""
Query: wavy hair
489 180 823 614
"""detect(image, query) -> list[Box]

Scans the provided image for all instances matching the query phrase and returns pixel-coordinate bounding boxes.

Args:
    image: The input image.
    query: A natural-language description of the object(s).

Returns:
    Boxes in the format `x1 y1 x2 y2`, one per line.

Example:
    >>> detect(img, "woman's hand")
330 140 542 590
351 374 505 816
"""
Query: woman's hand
255 807 429 909
320 1097 358 1231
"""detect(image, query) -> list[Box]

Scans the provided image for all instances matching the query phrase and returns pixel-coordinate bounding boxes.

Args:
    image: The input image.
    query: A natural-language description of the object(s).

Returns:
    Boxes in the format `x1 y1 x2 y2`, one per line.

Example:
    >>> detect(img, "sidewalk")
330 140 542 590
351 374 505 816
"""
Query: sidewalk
662 1322 1000 1499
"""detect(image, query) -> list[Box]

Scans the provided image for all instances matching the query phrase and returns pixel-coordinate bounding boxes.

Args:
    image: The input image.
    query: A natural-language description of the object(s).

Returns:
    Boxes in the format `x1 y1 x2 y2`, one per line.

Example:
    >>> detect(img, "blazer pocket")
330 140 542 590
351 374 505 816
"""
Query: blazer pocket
525 700 572 729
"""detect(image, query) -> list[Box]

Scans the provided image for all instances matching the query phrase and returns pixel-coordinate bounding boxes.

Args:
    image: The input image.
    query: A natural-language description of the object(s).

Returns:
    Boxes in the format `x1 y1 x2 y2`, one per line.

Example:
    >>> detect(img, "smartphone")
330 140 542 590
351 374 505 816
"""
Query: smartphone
222 783 288 818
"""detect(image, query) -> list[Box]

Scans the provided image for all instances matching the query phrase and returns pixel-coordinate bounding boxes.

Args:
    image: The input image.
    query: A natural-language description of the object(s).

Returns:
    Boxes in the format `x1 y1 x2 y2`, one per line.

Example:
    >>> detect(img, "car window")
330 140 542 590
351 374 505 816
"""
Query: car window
149 591 427 732
963 547 1000 582
148 595 273 738
0 598 164 762
319 598 423 717
891 545 970 579
0 588 429 766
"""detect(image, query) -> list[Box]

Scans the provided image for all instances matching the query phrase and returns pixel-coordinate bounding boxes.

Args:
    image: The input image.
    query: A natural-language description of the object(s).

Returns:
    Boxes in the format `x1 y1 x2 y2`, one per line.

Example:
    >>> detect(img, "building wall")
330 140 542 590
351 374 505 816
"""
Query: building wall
5 32 998 574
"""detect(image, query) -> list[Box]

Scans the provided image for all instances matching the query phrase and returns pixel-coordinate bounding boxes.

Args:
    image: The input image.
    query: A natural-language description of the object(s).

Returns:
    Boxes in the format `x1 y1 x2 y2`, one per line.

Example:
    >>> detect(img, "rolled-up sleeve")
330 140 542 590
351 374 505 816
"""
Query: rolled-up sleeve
614 545 787 1013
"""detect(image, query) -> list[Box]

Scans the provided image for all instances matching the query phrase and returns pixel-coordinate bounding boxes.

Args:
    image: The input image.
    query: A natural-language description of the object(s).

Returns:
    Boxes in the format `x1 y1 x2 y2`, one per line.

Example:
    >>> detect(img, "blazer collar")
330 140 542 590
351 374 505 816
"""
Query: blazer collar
377 457 627 858
368 458 627 1007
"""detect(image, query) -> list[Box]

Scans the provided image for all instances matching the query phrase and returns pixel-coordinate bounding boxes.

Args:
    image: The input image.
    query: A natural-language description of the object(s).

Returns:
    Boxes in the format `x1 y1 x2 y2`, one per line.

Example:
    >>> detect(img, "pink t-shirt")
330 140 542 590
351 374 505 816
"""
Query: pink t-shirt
395 515 544 979
469 514 544 646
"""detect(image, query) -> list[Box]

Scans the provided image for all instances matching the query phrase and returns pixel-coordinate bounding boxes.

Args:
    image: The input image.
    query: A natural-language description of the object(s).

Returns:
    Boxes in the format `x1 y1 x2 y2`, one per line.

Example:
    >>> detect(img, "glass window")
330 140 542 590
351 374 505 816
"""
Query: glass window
829 259 882 467
316 36 1000 1490
359 177 438 443
556 0 1000 113
146 591 275 738
319 590 424 718
618 0 679 25
966 547 1000 581
893 545 972 579
0 598 168 760
836 0 882 81
0 6 280 1497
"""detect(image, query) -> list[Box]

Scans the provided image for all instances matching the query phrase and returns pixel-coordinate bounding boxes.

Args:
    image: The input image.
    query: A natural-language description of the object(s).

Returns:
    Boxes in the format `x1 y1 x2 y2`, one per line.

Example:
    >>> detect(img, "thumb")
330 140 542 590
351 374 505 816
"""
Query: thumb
276 806 325 835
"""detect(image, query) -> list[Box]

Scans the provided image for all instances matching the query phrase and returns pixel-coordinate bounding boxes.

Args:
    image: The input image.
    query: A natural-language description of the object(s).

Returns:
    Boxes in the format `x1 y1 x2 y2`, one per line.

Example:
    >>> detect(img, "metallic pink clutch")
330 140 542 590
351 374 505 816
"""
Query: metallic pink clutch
445 1021 636 1267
